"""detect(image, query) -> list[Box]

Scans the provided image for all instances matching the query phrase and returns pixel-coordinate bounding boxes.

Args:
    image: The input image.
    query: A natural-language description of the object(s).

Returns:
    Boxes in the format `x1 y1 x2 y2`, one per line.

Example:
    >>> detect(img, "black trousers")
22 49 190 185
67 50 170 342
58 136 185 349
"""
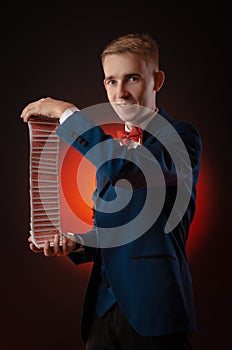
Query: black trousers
85 304 192 350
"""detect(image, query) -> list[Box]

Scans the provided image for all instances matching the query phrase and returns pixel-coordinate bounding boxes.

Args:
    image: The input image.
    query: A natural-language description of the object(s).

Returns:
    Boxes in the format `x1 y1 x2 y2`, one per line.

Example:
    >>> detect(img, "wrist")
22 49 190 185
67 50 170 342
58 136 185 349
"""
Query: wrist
57 102 76 117
60 106 79 124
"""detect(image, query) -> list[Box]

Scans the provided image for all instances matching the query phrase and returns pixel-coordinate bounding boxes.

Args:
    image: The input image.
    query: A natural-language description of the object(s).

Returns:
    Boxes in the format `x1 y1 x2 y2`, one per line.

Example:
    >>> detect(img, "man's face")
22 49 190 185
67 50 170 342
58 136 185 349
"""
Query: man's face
103 53 156 125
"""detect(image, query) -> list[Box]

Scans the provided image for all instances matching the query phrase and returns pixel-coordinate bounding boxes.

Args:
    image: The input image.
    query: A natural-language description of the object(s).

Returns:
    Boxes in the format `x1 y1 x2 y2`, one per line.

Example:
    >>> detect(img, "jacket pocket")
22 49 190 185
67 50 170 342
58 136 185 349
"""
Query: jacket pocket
130 254 176 260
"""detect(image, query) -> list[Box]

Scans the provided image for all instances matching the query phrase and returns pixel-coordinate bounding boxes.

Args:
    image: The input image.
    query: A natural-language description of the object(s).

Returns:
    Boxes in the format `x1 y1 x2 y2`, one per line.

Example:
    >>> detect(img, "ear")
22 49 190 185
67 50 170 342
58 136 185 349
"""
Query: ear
103 79 107 90
154 70 165 92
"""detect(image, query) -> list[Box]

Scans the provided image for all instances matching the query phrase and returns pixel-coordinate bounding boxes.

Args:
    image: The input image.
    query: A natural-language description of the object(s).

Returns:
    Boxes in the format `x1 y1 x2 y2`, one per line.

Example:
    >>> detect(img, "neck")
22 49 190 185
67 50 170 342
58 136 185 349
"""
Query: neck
125 107 159 131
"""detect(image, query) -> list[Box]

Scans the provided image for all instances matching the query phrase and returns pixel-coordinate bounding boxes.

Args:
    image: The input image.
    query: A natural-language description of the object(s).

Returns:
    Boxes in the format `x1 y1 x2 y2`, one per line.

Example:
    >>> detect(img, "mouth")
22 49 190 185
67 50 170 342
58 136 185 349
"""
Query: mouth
111 102 140 121
115 102 135 107
114 102 137 110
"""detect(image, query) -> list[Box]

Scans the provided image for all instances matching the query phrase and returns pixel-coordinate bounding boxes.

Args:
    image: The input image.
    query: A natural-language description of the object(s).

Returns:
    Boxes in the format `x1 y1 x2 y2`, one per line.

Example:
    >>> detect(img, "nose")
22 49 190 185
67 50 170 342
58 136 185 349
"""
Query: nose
116 82 129 99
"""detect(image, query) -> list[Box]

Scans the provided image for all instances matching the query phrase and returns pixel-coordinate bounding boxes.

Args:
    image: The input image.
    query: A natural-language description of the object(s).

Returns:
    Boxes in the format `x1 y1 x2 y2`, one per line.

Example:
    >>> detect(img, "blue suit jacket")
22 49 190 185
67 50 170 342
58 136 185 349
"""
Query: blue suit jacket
56 107 202 342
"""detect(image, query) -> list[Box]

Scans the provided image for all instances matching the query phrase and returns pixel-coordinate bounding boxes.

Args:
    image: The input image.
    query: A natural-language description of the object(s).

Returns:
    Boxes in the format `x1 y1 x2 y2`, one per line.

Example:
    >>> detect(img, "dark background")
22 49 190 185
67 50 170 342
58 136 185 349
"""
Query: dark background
1 2 231 349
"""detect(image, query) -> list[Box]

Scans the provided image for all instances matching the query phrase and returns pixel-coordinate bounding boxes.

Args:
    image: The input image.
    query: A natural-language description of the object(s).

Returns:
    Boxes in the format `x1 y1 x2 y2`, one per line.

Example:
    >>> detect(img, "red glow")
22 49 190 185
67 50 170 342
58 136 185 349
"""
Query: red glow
187 159 214 258
60 143 95 232
59 124 123 234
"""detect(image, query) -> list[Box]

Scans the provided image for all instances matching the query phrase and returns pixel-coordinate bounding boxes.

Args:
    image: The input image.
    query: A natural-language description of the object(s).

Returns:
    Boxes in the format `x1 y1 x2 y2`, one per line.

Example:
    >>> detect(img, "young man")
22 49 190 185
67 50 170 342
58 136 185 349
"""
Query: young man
21 33 202 349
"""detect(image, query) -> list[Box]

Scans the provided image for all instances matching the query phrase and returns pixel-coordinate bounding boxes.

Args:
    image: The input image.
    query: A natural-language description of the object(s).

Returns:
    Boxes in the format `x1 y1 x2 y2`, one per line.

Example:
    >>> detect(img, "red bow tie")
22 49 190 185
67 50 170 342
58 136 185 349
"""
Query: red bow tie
117 126 143 145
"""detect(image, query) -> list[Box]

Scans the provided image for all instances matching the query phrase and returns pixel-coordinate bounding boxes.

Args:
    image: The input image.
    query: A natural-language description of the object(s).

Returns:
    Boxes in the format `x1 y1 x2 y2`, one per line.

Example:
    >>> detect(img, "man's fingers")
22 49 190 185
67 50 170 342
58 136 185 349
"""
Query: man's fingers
54 235 71 256
61 235 68 254
20 97 75 123
29 242 43 253
20 99 47 122
53 234 63 256
29 234 74 257
44 240 55 257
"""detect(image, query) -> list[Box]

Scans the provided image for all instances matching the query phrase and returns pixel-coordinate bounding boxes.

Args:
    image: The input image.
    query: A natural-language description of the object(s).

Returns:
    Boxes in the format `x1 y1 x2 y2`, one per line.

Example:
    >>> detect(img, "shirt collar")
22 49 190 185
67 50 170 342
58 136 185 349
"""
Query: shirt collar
125 108 159 132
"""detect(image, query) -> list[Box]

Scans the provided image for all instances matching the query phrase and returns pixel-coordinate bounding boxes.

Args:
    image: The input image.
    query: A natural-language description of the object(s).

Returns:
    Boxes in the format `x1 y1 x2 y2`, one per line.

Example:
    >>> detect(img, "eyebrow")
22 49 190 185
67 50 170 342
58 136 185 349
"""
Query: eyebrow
104 73 142 80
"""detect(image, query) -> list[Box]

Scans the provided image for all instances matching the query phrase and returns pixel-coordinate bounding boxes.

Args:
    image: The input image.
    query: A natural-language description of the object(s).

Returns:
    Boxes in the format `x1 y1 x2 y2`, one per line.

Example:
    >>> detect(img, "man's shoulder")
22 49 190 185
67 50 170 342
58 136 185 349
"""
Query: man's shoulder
158 108 201 139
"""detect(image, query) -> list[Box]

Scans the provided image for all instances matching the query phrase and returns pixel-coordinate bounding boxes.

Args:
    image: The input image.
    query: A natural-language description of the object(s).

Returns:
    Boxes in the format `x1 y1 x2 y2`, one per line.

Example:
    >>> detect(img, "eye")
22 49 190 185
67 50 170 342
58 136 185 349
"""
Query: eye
128 76 139 82
106 79 116 86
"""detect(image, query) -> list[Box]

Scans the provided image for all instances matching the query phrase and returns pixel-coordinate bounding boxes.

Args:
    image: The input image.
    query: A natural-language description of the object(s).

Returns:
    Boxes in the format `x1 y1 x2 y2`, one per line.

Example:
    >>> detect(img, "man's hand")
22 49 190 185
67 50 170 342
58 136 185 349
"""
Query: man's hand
20 97 76 123
28 234 77 257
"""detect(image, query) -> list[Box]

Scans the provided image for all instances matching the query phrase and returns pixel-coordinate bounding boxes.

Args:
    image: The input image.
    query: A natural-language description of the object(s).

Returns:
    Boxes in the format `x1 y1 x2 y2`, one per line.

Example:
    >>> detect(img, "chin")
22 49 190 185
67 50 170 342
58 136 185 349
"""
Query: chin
117 112 137 121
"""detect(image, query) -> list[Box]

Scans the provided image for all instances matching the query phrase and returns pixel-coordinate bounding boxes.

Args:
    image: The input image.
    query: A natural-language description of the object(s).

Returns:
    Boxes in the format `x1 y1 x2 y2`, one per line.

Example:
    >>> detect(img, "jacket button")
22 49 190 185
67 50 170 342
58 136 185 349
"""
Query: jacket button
69 131 78 138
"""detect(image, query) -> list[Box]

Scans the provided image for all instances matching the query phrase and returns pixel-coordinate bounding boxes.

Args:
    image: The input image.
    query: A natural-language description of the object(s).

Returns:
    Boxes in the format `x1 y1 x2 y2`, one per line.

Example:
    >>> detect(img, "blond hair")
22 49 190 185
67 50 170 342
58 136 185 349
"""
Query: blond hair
101 33 160 71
